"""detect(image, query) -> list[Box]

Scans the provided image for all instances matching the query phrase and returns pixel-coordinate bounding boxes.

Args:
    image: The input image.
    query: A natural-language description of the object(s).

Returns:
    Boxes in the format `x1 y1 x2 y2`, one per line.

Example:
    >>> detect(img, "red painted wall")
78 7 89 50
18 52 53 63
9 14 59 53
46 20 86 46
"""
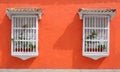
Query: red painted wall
0 0 120 69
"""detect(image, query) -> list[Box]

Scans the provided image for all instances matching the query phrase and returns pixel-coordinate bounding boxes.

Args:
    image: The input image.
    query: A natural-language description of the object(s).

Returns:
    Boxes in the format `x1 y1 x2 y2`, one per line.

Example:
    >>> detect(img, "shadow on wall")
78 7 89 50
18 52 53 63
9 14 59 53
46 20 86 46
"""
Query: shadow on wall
54 14 106 69
53 14 82 50
0 0 118 5
0 15 36 68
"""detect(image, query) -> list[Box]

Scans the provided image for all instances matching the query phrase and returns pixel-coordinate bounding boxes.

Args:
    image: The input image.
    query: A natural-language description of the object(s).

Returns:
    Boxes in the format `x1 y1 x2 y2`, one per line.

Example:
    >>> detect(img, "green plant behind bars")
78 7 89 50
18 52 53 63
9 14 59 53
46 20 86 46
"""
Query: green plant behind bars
86 30 97 39
98 44 106 50
11 23 36 49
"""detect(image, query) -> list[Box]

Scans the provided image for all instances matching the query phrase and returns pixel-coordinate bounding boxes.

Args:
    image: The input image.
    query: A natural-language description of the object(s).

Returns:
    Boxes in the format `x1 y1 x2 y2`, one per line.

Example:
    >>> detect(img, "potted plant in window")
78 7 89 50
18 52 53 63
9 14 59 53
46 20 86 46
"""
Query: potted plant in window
85 30 98 52
11 24 36 52
11 39 36 52
98 44 106 52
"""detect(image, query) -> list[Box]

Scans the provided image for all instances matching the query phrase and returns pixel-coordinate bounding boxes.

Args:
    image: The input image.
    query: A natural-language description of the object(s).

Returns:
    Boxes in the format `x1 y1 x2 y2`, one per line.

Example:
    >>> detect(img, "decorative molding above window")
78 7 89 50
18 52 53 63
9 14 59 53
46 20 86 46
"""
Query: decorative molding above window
6 8 43 60
6 8 42 19
78 8 116 60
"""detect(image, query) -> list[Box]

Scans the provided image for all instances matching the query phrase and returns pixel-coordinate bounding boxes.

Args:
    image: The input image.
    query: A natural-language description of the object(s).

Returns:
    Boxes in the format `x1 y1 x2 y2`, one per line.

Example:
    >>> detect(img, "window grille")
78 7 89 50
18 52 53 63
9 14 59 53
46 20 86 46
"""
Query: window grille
83 15 109 60
11 15 38 59
6 8 42 60
78 8 116 60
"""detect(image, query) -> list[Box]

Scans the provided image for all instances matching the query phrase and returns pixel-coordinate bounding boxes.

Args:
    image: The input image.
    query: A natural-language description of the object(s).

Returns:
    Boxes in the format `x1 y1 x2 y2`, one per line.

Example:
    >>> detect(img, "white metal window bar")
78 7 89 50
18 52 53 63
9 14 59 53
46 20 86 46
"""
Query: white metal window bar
6 8 42 60
78 8 116 60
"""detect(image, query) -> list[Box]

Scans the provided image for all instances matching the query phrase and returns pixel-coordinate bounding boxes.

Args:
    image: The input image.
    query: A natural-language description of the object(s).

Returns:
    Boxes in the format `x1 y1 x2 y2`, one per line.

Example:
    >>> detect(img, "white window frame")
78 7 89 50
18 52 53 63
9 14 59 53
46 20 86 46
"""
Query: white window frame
78 8 116 60
6 8 42 60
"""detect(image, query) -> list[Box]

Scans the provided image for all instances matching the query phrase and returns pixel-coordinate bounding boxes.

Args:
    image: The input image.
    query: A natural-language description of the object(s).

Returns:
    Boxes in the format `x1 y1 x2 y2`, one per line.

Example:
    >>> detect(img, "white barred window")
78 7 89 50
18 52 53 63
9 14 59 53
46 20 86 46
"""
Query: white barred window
6 8 42 60
78 8 116 60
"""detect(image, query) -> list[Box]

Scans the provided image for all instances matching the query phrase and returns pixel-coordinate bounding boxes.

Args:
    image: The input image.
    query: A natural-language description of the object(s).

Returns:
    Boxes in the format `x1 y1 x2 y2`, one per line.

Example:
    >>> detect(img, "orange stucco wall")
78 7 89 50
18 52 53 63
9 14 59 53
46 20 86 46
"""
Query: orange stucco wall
0 0 120 69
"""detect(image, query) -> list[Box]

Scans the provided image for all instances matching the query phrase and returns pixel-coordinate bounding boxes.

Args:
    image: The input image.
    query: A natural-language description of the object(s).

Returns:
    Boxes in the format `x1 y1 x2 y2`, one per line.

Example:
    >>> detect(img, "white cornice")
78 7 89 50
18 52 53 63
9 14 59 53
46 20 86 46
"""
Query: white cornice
6 8 43 20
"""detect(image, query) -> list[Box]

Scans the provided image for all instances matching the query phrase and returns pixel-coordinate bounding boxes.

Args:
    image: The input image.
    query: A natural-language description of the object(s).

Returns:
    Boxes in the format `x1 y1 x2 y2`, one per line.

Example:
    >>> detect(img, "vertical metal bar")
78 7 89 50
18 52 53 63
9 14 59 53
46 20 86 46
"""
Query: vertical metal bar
28 17 30 52
22 17 24 52
96 16 100 53
95 16 97 52
96 16 98 52
102 16 104 52
85 30 86 52
96 16 97 28
29 17 31 52
88 16 91 52
33 17 35 52
104 16 106 51
24 17 26 52
13 17 15 53
19 17 21 53
87 16 89 52
16 17 19 52
85 17 87 52
25 17 27 52
31 17 32 52
30 17 32 52
91 16 93 28
20 17 22 52
101 16 103 52
32 17 34 52
16 17 18 52
91 16 93 52
99 16 101 52
31 17 33 52
92 16 93 52
16 17 18 41
93 16 95 52
88 16 90 52
26 17 28 52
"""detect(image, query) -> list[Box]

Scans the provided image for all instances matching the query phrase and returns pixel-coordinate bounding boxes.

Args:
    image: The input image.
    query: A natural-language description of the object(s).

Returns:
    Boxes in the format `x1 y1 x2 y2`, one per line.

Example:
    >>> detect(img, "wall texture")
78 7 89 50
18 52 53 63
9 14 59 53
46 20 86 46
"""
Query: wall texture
0 0 120 69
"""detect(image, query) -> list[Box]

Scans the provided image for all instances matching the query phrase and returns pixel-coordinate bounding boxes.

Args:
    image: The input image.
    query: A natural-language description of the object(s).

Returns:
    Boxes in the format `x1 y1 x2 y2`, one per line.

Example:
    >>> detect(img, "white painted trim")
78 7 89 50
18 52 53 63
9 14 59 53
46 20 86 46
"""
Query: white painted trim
35 16 39 56
78 11 116 20
10 16 39 60
11 16 14 55
107 16 110 55
6 11 42 20
82 15 110 60
82 15 85 55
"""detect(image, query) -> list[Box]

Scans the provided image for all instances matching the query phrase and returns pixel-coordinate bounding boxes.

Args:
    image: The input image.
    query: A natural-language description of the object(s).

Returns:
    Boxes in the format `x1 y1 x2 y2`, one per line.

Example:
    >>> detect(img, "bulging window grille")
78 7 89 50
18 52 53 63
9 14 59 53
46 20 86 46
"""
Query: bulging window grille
6 8 42 60
83 15 109 54
78 8 116 60
12 16 38 53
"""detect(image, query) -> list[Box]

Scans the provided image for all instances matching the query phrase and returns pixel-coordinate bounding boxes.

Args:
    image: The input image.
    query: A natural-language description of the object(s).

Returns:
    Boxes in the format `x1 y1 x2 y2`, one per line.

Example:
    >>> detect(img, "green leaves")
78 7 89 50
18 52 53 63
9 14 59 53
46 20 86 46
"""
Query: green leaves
85 29 106 50
14 41 36 49
29 43 36 49
98 44 106 50
11 38 15 42
86 30 97 39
